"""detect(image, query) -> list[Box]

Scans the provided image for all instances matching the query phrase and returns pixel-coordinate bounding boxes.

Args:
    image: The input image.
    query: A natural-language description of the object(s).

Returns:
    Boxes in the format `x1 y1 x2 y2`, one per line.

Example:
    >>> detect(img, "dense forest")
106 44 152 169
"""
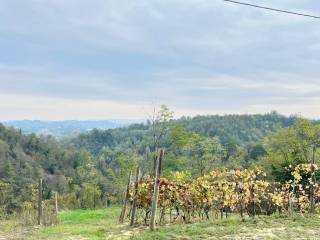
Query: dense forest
2 108 319 218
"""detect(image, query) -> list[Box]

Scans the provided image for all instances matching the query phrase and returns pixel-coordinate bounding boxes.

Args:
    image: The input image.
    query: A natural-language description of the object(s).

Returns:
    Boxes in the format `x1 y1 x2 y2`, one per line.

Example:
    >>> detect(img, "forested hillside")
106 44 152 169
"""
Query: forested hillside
0 111 308 217
72 112 299 157
177 112 298 144
0 124 103 213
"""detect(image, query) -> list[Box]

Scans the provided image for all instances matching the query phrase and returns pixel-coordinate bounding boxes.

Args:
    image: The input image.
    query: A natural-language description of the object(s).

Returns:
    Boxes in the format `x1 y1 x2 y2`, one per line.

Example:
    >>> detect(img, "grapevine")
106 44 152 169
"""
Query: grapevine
124 165 320 226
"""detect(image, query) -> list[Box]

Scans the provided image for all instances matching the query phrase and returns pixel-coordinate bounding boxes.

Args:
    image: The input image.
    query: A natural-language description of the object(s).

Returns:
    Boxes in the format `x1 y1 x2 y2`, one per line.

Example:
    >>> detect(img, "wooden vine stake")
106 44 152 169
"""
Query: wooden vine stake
119 171 132 223
38 178 43 225
150 149 164 231
130 166 140 226
310 150 316 213
55 191 59 214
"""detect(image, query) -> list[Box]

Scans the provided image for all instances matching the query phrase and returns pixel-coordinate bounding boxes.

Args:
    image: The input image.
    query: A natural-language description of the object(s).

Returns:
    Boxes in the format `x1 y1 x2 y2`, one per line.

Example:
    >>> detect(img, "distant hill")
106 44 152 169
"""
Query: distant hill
3 120 142 138
3 113 301 142
176 112 299 145
72 112 301 156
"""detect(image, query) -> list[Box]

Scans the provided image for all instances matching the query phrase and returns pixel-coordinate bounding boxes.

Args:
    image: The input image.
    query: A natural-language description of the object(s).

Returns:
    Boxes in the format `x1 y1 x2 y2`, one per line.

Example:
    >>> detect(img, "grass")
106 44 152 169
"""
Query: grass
135 213 320 239
2 207 320 239
29 205 127 240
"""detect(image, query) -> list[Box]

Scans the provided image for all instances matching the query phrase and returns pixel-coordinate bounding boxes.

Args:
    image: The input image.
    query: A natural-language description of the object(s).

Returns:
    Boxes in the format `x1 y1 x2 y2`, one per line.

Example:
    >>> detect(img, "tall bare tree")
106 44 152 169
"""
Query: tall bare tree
147 105 173 175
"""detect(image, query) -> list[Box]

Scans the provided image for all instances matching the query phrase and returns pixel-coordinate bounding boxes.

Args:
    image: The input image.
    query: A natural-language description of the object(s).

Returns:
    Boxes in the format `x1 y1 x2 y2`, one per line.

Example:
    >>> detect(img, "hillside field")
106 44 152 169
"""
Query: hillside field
1 206 320 240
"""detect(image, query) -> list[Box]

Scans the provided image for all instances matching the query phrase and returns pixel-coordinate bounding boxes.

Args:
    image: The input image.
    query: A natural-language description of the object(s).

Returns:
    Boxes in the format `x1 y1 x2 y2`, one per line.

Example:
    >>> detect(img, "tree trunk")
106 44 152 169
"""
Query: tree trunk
119 171 132 223
310 146 316 213
55 191 58 214
312 146 316 164
150 149 164 231
130 167 140 226
153 151 157 177
38 178 43 225
252 185 256 217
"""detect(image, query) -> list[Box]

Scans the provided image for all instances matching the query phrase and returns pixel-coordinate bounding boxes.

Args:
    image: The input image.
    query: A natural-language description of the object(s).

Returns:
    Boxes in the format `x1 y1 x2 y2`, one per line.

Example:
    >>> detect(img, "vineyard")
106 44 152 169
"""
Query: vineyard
121 164 320 227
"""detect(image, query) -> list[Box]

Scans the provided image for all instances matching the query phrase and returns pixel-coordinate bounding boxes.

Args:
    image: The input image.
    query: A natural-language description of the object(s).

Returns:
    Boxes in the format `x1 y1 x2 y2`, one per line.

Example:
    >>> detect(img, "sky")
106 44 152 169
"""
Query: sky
0 0 320 120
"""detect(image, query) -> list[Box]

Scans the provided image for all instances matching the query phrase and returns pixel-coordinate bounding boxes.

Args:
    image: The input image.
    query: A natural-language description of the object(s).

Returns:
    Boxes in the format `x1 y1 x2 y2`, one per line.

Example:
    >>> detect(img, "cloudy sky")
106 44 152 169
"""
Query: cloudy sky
1 0 320 120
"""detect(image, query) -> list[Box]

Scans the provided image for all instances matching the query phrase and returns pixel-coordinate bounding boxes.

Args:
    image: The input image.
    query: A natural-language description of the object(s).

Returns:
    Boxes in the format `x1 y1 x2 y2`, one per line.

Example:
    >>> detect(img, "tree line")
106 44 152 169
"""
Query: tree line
1 106 318 219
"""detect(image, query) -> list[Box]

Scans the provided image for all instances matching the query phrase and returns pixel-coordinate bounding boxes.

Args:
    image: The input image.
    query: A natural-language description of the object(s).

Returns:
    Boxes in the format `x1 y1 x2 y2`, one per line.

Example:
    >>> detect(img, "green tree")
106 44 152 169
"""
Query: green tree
79 183 102 209
187 133 223 176
262 120 320 182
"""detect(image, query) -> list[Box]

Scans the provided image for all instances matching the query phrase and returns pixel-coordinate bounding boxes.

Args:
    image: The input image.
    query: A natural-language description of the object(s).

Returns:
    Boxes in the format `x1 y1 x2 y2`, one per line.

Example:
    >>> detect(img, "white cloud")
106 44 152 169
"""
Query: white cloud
0 0 320 119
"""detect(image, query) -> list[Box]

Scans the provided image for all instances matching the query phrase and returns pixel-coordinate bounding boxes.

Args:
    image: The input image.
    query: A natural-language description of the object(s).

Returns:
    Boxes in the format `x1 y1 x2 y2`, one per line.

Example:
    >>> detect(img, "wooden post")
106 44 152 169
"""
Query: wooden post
309 147 317 213
119 171 132 223
150 149 164 231
237 183 244 221
38 178 43 225
251 184 255 218
310 161 316 213
55 192 59 214
130 167 140 226
153 150 157 177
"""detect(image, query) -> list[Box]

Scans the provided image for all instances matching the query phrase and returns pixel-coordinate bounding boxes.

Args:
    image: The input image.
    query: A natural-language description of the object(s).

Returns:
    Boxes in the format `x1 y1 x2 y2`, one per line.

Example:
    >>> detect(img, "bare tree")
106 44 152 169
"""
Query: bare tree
147 105 173 175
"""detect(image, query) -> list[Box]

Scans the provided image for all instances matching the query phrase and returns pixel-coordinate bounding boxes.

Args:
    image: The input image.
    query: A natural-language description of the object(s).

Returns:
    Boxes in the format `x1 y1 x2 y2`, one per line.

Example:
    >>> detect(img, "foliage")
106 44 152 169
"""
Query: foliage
262 120 320 182
0 123 137 214
0 113 316 218
129 166 320 226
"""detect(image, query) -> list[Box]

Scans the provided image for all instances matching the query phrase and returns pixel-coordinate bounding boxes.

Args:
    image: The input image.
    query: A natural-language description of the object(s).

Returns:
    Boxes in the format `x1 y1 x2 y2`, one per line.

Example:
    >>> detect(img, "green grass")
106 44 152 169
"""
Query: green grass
31 205 124 240
2 207 320 239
